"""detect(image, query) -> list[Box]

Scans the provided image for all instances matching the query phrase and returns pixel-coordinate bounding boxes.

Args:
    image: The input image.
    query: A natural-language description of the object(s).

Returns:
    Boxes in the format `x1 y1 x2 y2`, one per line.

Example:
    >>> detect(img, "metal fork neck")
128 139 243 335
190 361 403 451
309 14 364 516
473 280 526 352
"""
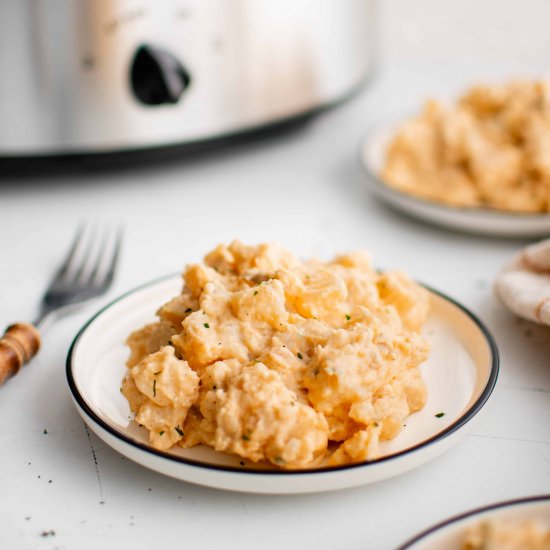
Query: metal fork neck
33 308 56 332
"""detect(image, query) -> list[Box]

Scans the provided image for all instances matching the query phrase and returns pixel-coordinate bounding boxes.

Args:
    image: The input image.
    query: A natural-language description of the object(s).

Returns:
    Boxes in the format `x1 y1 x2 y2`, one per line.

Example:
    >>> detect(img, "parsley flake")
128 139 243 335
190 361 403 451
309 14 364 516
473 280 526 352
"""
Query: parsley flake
43 429 48 435
185 308 192 313
159 431 165 436
175 427 184 436
297 352 303 360
435 412 445 418
346 314 351 321
203 323 210 328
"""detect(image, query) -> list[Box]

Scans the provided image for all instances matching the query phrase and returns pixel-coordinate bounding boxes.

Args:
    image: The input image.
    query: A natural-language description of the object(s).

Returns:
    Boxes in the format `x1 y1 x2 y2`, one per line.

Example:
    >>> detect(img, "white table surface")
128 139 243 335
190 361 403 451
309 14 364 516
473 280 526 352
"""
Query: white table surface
2 2 550 548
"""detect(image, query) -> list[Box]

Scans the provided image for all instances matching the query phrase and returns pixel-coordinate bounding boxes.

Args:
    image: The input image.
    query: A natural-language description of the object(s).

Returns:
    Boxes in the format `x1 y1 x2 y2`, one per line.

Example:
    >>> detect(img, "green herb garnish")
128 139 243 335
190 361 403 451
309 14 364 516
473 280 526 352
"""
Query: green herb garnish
435 412 445 418
159 431 165 436
345 314 351 321
203 323 210 328
175 427 184 436
297 352 303 360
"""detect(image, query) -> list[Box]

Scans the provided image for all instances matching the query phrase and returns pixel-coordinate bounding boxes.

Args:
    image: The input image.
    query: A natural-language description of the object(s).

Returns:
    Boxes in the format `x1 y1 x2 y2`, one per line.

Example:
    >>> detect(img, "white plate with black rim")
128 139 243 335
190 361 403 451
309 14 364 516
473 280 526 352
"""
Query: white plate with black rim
359 113 550 238
398 495 550 549
66 274 499 494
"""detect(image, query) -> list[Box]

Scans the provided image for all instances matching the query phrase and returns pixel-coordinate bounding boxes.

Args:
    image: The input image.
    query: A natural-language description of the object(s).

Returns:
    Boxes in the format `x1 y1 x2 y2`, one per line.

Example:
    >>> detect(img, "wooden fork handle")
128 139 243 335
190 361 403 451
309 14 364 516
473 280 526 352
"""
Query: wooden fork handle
0 323 41 385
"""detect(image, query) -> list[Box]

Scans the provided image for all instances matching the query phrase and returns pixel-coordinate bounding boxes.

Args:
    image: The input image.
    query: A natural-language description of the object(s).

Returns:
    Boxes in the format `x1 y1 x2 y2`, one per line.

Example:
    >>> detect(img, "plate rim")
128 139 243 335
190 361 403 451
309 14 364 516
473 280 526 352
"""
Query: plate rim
358 112 550 221
66 273 500 477
397 494 550 549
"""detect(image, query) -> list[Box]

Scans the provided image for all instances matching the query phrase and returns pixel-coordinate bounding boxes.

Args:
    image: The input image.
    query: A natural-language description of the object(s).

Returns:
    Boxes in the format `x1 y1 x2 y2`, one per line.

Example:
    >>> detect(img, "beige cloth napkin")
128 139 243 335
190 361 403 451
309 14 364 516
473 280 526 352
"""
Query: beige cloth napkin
495 238 550 326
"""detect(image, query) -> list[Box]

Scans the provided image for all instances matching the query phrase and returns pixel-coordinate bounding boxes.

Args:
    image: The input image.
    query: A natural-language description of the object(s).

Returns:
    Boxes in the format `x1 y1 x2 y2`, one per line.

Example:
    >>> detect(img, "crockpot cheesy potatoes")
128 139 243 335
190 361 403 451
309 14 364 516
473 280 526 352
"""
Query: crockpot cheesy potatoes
383 79 550 213
121 241 430 469
464 519 550 550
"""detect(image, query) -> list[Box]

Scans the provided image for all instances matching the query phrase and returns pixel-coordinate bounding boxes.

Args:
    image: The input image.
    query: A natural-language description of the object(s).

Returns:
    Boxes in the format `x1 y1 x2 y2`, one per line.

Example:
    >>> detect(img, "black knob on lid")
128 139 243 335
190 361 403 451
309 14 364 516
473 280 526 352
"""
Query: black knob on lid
130 44 191 106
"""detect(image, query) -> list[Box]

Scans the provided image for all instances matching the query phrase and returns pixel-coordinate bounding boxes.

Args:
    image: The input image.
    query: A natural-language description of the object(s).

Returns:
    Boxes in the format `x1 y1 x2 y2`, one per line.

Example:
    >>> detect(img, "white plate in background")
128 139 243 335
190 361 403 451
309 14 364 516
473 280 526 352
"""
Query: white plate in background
398 495 550 549
360 114 550 238
66 275 499 494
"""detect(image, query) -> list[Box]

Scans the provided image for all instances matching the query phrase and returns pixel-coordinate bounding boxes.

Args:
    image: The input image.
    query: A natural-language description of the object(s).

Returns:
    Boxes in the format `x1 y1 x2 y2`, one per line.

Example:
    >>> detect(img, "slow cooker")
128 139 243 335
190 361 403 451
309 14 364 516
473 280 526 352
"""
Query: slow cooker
0 0 377 158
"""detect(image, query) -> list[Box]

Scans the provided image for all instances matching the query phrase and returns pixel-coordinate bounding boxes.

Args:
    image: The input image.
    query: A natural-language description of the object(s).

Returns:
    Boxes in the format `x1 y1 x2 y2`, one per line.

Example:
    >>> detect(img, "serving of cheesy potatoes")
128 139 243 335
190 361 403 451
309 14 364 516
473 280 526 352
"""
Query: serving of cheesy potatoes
121 241 430 469
464 519 550 550
383 80 550 213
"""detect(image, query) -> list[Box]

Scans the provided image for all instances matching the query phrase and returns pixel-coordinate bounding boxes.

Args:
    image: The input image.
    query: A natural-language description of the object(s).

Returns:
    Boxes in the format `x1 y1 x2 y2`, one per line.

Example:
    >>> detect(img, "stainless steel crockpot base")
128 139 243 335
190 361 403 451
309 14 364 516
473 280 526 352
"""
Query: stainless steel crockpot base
0 0 376 156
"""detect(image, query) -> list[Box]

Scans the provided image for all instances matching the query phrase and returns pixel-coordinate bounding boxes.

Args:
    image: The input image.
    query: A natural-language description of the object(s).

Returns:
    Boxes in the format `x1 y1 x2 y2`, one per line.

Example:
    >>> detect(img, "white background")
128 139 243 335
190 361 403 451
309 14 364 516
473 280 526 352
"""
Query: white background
1 1 550 548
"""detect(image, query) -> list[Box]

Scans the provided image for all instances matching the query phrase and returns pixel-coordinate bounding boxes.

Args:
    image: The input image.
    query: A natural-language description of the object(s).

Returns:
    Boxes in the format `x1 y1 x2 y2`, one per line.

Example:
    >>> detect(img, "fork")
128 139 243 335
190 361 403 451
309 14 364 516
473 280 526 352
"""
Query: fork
0 225 122 385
